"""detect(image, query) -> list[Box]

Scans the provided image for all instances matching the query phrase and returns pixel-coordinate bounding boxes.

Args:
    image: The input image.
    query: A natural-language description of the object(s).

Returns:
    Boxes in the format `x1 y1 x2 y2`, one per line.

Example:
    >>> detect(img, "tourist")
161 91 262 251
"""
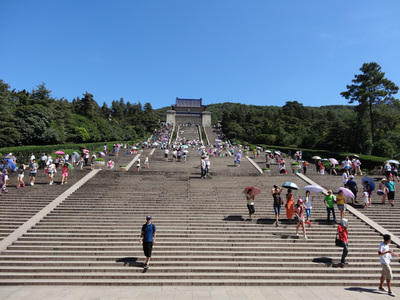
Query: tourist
362 191 369 209
79 157 84 170
324 190 336 223
54 155 60 169
279 162 286 174
294 198 307 239
61 163 69 185
245 188 255 221
384 161 392 179
342 169 349 187
40 153 47 169
330 162 337 175
136 158 141 171
144 155 150 169
354 158 363 175
392 164 400 182
303 190 312 225
16 163 25 188
84 152 89 166
385 177 396 207
107 159 113 171
47 160 56 185
139 215 156 270
286 188 294 223
320 162 325 175
378 234 398 296
379 178 388 204
200 157 206 179
364 180 372 207
336 190 346 220
206 157 210 177
0 170 6 193
164 148 169 161
29 159 38 186
343 157 352 174
29 153 35 163
346 176 358 204
302 161 308 174
337 218 349 266
272 185 283 226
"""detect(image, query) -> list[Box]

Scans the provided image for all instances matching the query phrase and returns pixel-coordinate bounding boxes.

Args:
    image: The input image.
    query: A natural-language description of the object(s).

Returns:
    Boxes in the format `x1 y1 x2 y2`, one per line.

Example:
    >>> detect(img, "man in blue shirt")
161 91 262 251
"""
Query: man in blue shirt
140 215 156 270
346 175 358 204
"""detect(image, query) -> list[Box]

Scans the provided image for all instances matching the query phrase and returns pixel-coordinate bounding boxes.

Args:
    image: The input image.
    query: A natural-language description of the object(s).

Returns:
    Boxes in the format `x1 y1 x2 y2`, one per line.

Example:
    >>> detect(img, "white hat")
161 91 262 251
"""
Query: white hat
341 219 348 227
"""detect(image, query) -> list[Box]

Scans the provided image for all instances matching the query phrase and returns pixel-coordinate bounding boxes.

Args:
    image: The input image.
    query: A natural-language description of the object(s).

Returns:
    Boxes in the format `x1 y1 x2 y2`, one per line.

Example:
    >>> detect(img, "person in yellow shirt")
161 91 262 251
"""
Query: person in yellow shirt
336 190 346 220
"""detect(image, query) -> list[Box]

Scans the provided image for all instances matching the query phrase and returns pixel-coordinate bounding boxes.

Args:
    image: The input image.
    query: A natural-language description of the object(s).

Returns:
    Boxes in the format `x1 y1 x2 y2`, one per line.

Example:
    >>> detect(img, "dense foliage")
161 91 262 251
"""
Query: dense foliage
0 80 159 148
205 100 400 157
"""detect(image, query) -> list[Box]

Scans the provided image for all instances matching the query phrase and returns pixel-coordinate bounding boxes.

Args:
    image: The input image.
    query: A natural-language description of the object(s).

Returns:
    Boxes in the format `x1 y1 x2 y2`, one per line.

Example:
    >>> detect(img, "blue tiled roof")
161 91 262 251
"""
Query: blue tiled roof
176 98 202 107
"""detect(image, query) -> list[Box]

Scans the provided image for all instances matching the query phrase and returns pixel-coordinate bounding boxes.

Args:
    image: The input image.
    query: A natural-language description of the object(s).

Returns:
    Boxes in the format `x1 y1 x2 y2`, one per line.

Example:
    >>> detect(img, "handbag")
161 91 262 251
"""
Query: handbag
335 233 345 247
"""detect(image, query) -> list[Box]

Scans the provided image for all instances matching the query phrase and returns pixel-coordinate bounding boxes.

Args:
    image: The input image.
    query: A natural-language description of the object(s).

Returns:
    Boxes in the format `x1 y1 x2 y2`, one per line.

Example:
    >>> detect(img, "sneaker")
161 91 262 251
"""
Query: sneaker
388 291 396 297
61 182 63 185
30 182 33 186
304 236 308 239
16 185 20 188
22 183 25 187
379 287 387 292
296 233 299 237
49 182 52 185
144 264 149 270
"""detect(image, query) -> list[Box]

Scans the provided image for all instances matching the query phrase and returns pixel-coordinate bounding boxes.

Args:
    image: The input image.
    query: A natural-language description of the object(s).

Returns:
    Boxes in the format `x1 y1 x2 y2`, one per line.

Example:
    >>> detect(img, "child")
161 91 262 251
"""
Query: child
362 191 369 209
295 198 307 239
61 163 69 185
144 155 149 169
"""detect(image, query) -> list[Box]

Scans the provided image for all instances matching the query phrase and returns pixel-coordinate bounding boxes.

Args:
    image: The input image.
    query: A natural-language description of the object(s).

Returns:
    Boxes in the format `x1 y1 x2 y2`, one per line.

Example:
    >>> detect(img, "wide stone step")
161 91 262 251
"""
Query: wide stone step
0 278 388 286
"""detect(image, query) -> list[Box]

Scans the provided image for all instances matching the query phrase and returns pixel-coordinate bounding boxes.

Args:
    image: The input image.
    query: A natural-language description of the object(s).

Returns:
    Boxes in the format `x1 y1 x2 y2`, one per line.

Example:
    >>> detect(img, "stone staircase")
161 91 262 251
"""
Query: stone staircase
0 149 398 286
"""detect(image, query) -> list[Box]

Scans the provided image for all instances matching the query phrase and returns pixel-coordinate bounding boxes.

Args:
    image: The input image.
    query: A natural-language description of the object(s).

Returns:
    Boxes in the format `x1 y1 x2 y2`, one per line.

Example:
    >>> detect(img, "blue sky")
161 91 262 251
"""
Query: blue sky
1 1 400 109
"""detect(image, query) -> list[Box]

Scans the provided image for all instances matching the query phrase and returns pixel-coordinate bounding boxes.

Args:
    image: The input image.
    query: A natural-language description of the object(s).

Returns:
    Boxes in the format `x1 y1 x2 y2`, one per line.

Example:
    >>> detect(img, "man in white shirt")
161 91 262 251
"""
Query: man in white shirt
379 234 398 296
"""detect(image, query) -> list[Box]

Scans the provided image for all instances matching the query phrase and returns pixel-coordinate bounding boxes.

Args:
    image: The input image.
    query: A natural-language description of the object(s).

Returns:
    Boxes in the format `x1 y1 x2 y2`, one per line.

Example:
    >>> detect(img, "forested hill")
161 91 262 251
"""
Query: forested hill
156 101 400 157
0 80 159 148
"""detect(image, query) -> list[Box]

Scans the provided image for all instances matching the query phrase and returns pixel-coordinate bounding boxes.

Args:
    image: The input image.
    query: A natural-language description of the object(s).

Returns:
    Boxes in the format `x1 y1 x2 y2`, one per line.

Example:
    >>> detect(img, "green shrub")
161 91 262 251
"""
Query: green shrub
95 158 105 162
120 164 127 167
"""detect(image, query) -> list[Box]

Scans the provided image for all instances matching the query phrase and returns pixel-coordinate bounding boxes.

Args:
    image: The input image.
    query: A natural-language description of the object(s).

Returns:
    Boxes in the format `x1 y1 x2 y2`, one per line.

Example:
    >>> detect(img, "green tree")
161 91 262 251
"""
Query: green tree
341 62 399 144
0 80 20 147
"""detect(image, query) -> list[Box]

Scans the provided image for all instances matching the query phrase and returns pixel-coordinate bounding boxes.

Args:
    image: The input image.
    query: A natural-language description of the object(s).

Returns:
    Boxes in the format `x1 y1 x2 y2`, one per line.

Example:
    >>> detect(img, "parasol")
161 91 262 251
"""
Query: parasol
337 187 355 198
282 182 299 190
243 186 262 196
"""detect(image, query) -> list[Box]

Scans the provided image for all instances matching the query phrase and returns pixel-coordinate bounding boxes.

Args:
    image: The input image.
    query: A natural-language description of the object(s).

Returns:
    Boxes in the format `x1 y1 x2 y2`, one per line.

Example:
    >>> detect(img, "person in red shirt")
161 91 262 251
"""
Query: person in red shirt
338 218 348 265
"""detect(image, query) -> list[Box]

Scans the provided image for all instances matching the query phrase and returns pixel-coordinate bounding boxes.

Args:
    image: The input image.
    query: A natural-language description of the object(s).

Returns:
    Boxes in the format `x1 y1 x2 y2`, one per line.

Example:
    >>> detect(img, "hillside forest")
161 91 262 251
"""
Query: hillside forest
1 62 399 158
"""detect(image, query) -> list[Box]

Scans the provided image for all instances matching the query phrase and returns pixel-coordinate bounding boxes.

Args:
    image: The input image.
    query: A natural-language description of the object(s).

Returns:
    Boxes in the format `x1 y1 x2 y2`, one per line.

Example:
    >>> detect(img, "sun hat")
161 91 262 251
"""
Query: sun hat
327 190 332 193
297 198 304 203
341 218 348 227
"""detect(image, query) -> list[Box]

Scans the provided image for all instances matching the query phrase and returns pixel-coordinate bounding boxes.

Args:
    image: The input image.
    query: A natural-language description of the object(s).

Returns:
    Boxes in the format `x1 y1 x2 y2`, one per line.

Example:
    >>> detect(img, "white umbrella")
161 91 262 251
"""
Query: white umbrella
311 156 321 160
303 185 323 193
337 187 355 198
265 150 272 153
388 160 400 165
329 158 339 165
